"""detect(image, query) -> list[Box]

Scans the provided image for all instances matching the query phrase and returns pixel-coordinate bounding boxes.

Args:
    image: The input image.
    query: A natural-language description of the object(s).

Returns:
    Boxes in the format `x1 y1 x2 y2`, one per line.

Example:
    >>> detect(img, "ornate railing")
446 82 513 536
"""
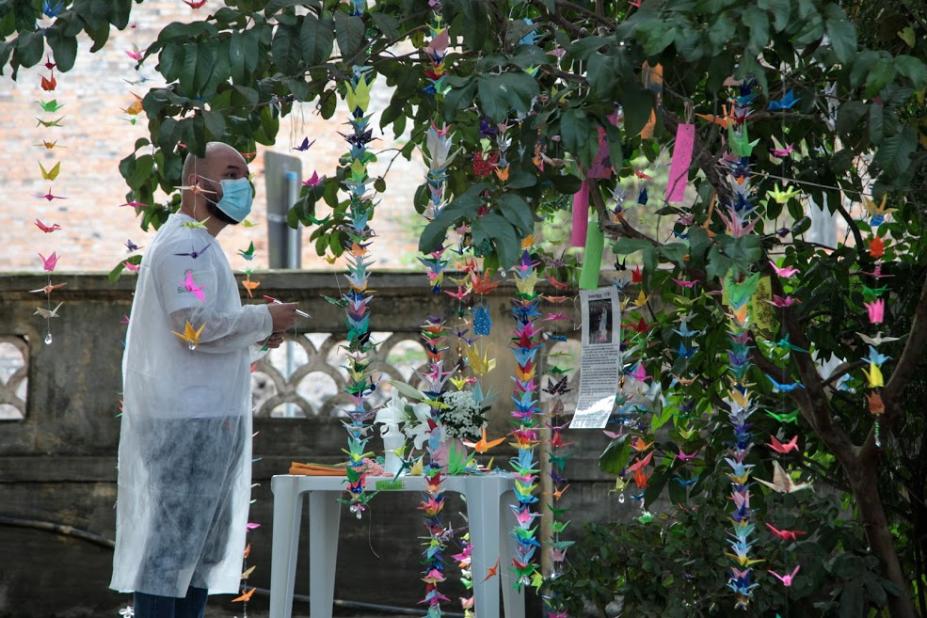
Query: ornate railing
0 336 28 421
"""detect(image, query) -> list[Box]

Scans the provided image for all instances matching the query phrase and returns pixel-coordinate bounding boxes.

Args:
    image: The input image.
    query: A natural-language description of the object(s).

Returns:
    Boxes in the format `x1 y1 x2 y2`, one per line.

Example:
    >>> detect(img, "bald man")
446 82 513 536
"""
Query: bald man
110 142 297 617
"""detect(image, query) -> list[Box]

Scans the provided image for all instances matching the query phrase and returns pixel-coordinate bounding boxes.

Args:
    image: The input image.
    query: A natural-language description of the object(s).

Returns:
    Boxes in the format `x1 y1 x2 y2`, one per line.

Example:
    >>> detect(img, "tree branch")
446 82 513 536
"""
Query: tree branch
589 180 659 246
821 359 868 389
767 271 858 459
555 0 615 28
884 267 927 417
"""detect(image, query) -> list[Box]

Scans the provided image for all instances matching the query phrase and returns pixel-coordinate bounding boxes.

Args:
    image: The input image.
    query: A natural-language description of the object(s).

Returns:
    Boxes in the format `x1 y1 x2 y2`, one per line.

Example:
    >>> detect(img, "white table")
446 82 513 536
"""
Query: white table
269 474 526 618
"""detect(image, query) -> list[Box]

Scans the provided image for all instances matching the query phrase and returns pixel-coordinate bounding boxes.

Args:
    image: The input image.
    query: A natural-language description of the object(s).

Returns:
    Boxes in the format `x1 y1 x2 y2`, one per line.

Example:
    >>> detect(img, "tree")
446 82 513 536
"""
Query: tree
2 0 926 614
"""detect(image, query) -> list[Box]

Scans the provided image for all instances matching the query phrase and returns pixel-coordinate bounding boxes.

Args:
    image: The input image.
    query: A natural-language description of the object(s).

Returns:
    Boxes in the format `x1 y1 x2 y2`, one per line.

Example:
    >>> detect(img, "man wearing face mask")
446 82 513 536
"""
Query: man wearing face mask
110 142 298 617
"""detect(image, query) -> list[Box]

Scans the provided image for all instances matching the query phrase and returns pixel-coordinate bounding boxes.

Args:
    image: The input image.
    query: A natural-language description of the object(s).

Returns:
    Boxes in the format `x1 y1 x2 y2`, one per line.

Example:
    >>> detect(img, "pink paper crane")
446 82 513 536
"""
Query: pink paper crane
767 434 799 454
34 219 61 233
38 252 59 272
865 299 885 324
769 565 800 587
301 171 322 187
766 294 800 308
766 522 807 542
770 144 795 158
769 260 799 278
183 271 206 302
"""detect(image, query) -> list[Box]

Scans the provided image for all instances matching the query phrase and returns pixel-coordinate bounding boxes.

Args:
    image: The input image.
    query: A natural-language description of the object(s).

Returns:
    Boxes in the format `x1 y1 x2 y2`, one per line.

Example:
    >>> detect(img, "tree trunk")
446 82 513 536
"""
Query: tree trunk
850 465 920 617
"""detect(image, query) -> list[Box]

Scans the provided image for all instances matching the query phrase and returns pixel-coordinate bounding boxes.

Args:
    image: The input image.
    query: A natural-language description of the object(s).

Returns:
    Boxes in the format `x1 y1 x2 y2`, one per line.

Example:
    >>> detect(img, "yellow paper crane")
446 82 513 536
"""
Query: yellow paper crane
171 320 206 350
467 345 496 376
345 76 371 113
39 161 61 181
864 362 884 388
768 183 802 205
863 195 893 220
632 289 649 309
514 271 538 295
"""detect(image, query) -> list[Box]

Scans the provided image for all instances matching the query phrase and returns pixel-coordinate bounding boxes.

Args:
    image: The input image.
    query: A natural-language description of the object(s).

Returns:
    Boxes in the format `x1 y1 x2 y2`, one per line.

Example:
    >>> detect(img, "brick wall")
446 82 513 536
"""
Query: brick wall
0 1 425 274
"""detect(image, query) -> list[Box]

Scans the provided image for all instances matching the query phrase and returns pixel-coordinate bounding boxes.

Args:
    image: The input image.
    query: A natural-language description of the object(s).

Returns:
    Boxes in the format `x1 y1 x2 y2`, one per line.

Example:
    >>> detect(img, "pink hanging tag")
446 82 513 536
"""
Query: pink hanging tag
665 123 695 203
570 179 590 247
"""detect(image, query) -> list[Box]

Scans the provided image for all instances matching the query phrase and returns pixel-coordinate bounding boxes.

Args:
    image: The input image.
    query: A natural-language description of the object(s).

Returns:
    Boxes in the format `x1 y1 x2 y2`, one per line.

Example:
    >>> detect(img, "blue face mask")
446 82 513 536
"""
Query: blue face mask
203 176 253 223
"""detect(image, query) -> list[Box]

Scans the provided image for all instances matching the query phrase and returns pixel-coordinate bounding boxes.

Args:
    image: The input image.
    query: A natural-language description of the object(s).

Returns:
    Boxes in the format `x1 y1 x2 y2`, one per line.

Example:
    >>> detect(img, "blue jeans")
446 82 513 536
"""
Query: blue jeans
133 586 208 618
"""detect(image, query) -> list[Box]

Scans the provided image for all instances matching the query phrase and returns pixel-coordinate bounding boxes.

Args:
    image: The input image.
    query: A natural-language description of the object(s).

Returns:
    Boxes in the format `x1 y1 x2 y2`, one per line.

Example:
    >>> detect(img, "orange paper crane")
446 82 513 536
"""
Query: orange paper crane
231 587 256 602
481 558 500 582
462 427 506 454
241 277 260 299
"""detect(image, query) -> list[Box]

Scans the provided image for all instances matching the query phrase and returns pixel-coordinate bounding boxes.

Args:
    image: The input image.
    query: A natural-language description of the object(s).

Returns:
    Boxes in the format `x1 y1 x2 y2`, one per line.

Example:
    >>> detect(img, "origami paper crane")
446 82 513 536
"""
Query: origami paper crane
757 461 812 494
768 89 799 111
171 320 206 349
769 565 800 587
765 522 806 541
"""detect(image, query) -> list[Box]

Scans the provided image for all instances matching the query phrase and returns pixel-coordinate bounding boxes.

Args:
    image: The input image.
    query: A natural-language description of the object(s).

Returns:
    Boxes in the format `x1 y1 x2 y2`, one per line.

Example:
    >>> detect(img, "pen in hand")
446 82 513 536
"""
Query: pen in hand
263 294 311 318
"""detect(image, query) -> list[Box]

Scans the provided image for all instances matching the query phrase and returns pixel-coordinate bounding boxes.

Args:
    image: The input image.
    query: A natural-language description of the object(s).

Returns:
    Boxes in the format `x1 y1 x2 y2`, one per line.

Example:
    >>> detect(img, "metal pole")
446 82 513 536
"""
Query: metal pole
284 171 300 418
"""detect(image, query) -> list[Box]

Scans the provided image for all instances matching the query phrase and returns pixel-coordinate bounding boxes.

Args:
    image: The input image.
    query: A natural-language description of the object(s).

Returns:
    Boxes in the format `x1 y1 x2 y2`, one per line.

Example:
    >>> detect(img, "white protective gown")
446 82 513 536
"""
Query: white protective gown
110 212 272 597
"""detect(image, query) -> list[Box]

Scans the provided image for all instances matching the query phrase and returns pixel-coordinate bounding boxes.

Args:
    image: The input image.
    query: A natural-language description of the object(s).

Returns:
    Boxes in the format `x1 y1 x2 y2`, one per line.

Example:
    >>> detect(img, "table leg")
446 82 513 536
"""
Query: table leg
500 489 526 618
465 477 502 617
308 491 341 618
270 478 303 618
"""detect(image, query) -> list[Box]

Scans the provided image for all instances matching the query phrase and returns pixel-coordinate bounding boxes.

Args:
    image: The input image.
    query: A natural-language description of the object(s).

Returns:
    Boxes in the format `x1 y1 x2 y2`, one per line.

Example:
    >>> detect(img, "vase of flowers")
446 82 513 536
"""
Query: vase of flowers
375 390 428 476
439 389 490 449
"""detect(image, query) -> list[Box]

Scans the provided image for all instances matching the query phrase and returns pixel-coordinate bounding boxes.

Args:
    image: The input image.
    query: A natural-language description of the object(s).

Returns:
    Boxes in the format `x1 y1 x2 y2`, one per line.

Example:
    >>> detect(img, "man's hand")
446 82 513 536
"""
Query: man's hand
263 332 285 349
268 302 298 332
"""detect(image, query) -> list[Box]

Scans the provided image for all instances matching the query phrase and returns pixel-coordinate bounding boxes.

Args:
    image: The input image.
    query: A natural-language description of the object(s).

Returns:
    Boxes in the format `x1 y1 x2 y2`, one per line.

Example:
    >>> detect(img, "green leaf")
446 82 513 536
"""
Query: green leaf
334 11 364 60
202 110 226 139
265 0 320 15
618 86 653 137
472 212 519 267
506 169 537 190
824 4 857 64
179 42 198 97
708 14 735 50
660 243 687 267
741 6 769 53
319 88 337 119
476 72 539 122
613 237 655 259
108 260 126 283
640 21 676 56
128 154 154 189
229 34 245 82
566 35 609 60
498 192 535 235
419 183 487 252
838 582 864 618
46 31 77 72
271 24 301 75
836 101 866 137
371 11 399 39
300 11 334 66
874 126 917 176
559 108 598 168
14 31 44 68
759 0 791 32
587 51 620 100
864 55 896 98
605 124 623 173
895 55 927 89
599 438 630 475
443 79 476 121
868 103 883 145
